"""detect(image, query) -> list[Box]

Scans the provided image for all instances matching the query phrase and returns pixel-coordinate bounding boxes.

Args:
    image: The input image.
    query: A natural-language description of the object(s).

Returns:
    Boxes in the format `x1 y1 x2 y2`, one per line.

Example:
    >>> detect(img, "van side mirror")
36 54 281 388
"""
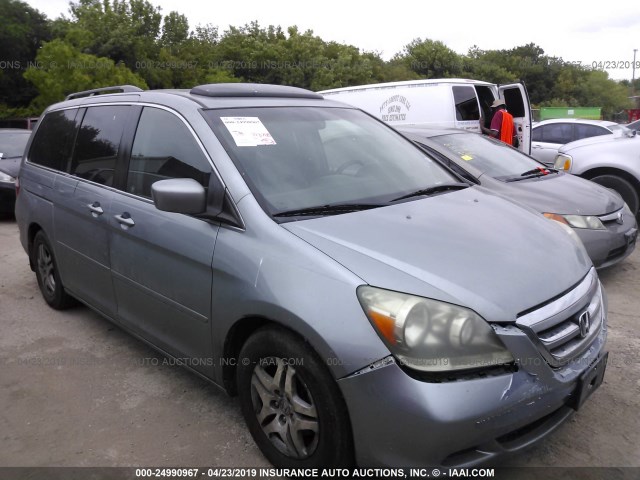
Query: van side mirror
152 178 206 214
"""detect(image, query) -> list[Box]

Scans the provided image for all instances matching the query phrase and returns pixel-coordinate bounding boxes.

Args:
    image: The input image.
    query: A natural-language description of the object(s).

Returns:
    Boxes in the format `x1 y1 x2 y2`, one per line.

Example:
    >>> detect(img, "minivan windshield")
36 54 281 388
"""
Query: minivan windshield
427 132 551 180
206 107 460 218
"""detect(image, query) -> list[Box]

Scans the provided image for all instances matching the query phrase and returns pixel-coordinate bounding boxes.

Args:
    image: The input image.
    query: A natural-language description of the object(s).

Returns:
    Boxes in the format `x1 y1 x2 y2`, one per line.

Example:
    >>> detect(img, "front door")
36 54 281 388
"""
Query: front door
109 106 218 376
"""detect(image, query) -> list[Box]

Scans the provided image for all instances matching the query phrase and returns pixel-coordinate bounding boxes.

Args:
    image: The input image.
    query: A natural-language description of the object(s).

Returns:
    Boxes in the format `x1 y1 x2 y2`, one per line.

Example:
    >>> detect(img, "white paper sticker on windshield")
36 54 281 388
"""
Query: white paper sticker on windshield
220 117 276 147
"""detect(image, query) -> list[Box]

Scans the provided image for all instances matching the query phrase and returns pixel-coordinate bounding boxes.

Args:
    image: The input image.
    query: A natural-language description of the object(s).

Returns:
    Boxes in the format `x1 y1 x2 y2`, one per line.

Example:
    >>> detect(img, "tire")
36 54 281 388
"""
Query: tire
32 231 76 310
237 327 353 468
589 174 640 216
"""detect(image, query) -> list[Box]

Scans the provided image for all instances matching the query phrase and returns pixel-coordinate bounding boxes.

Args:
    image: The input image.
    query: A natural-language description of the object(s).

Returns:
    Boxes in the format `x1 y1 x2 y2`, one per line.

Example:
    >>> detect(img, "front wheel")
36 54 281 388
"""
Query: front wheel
589 174 640 216
236 327 353 468
32 231 76 309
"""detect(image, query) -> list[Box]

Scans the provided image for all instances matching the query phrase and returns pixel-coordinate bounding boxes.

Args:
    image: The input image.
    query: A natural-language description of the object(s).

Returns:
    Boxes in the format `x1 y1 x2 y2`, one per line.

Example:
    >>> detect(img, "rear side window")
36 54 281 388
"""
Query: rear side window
29 109 80 171
452 86 479 121
575 124 609 140
70 106 130 186
126 107 211 199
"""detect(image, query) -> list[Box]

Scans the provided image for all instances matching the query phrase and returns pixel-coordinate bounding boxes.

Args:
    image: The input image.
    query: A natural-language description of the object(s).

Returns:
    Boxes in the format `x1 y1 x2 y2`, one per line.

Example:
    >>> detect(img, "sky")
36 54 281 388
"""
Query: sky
24 0 640 82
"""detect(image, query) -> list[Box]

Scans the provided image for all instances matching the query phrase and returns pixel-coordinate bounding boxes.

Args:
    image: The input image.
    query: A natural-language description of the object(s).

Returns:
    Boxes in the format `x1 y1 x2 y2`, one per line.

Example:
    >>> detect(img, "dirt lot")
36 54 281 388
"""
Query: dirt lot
0 216 639 475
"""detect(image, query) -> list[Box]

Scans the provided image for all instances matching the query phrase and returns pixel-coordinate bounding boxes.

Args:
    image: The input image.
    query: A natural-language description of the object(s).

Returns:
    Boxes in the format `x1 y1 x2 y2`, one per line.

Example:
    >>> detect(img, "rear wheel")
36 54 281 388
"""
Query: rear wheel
589 174 640 215
32 231 75 309
236 327 353 468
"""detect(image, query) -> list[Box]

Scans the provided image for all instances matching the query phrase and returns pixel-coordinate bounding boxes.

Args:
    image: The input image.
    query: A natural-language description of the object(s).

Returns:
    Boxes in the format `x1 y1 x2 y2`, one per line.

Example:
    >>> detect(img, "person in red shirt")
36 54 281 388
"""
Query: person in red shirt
480 99 517 146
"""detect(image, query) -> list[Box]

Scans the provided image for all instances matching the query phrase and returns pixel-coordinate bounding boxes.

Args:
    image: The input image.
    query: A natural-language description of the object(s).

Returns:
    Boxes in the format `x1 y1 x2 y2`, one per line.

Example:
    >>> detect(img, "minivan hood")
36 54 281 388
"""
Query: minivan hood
283 187 592 322
484 173 623 216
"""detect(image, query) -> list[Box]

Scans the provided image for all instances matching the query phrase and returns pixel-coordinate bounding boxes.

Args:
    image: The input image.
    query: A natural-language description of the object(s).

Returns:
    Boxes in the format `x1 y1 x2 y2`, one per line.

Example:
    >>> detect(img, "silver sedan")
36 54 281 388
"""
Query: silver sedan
402 127 638 269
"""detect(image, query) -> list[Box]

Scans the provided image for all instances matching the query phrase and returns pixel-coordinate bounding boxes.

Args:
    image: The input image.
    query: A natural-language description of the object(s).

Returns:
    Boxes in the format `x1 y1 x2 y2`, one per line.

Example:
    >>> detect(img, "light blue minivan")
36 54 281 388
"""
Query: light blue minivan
16 83 607 468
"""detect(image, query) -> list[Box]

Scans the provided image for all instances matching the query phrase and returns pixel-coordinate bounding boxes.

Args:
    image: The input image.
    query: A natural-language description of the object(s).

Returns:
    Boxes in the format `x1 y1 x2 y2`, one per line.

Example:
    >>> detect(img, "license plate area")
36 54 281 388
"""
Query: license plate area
626 228 637 246
569 351 608 411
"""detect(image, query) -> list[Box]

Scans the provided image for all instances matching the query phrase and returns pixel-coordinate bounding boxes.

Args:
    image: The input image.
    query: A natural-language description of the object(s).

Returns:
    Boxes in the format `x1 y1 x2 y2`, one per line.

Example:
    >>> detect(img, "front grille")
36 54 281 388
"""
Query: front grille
516 268 604 367
599 208 623 227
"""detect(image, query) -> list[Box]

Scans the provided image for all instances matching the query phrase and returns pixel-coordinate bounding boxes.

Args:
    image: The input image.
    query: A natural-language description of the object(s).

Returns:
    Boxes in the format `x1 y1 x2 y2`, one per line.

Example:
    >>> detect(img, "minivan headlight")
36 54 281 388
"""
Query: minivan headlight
357 286 514 372
554 153 573 171
543 213 606 230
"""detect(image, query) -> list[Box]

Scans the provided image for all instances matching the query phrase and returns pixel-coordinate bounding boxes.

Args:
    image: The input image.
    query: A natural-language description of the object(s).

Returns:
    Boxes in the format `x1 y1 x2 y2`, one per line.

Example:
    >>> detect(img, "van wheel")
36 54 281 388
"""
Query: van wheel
32 231 75 309
589 174 640 215
236 327 353 468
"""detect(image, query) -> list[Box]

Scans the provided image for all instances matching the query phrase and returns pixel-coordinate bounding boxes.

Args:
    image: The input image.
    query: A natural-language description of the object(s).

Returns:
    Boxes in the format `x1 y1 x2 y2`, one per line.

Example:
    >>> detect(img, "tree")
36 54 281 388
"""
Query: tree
162 11 189 46
23 39 147 112
398 38 464 78
67 0 162 73
577 70 632 118
0 0 51 110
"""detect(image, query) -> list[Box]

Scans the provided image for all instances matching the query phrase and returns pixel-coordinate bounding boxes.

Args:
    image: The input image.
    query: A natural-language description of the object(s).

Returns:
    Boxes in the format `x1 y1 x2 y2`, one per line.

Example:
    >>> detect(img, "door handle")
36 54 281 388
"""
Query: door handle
115 212 135 228
88 202 104 216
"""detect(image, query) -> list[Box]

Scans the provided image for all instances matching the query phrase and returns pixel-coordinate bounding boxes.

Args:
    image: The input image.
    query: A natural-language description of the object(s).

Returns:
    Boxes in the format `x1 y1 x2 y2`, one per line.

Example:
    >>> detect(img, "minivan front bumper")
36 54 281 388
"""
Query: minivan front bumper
338 278 607 467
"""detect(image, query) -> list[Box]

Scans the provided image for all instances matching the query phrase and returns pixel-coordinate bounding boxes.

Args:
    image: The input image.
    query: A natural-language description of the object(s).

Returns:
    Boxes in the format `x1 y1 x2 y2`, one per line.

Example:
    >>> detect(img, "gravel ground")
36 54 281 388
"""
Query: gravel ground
0 216 638 478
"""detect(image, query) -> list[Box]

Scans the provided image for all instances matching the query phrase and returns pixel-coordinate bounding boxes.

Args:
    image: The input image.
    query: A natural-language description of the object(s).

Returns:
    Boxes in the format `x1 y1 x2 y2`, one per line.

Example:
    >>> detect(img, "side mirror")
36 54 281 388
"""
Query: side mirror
152 178 206 214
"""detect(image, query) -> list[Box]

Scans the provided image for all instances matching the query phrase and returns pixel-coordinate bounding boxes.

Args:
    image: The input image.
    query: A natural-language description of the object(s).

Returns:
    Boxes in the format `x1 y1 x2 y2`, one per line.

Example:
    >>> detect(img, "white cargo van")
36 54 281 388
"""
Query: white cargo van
319 78 532 154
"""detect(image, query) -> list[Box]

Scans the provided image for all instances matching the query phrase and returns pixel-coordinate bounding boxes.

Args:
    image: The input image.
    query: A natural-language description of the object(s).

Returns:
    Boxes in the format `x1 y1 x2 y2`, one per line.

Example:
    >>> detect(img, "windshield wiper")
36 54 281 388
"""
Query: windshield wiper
273 203 385 218
505 167 559 182
391 182 469 202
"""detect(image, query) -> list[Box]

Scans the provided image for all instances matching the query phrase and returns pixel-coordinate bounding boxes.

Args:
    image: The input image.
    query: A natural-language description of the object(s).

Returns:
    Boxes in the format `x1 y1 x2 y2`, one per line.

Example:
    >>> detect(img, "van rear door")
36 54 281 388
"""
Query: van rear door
499 83 532 155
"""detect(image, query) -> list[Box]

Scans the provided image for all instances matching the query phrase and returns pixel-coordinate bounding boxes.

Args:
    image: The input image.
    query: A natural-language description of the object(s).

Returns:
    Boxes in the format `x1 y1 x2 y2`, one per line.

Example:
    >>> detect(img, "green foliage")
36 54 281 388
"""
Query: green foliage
0 0 634 121
23 39 147 113
162 12 190 47
396 38 464 78
0 0 51 107
67 0 162 70
212 22 384 90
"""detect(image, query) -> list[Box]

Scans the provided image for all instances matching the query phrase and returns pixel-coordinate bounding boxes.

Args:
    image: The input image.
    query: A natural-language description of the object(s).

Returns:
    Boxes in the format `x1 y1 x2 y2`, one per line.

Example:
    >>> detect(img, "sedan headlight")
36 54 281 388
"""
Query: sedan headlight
357 286 514 372
0 171 16 183
544 213 605 230
554 153 573 171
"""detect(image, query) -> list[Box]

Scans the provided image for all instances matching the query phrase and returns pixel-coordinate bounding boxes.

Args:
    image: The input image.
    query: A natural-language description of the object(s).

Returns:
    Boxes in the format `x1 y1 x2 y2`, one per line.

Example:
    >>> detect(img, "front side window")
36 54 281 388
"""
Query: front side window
127 107 211 199
70 106 130 186
206 107 458 217
452 86 479 121
427 132 543 179
29 109 80 171
542 123 573 144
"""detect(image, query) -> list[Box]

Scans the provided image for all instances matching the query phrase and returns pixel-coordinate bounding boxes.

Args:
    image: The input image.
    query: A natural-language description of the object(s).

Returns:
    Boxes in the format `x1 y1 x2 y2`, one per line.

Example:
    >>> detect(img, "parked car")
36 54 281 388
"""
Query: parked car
0 128 31 215
531 118 631 166
16 84 607 468
401 127 637 269
554 133 640 216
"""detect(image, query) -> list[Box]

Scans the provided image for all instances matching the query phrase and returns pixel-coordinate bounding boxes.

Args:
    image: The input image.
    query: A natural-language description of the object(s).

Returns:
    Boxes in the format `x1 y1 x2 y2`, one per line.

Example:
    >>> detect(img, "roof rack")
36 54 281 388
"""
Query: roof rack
190 83 322 99
65 85 144 101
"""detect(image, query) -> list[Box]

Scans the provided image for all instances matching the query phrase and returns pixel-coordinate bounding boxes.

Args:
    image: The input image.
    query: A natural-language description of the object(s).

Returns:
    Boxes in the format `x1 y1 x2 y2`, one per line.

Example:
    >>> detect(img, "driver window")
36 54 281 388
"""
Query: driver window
127 107 211 199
